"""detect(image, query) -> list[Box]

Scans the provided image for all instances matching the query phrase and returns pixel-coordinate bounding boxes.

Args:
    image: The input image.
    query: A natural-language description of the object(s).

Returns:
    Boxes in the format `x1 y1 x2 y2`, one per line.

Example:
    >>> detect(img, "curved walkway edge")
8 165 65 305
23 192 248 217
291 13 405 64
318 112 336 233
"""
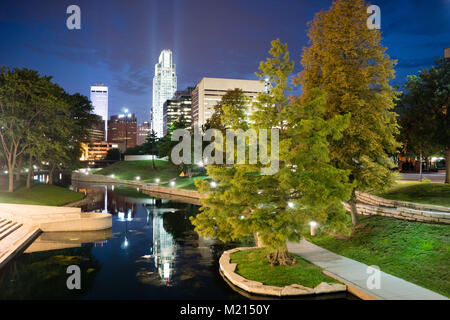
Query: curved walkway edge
219 247 346 297
287 239 448 300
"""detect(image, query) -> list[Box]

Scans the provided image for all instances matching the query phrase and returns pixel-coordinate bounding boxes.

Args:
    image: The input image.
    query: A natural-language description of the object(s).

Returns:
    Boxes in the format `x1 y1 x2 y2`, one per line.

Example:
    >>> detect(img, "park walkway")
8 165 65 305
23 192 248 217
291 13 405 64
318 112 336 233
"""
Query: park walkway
287 239 448 300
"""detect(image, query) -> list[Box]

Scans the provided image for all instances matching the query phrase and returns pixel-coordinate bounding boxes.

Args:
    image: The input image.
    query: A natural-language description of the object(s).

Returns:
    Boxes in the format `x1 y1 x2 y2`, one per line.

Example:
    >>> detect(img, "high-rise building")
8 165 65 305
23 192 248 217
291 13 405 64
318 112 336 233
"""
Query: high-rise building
136 121 152 145
90 85 108 140
163 87 193 135
191 78 265 129
152 50 177 138
108 114 138 152
445 47 450 61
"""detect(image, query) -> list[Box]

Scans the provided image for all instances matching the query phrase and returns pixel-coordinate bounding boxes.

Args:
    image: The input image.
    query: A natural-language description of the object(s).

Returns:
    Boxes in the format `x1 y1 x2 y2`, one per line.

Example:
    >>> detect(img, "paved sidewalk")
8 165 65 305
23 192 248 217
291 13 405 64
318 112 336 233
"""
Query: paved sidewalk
287 239 448 300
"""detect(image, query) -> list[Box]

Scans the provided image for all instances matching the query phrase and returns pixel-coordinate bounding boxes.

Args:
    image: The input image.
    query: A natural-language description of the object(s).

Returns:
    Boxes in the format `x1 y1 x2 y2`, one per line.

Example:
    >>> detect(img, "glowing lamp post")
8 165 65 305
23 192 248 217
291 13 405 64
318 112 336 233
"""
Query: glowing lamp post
309 221 318 236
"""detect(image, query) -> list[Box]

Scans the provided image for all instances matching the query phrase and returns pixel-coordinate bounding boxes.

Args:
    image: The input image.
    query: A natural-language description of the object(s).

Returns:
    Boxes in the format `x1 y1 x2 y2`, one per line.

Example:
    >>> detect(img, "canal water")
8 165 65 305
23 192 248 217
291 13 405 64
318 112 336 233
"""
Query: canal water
0 180 356 300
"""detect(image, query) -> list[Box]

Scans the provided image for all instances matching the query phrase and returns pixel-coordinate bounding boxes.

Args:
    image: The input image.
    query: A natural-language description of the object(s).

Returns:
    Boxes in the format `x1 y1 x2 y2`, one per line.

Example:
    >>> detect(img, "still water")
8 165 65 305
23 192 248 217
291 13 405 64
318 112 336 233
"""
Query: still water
0 181 355 300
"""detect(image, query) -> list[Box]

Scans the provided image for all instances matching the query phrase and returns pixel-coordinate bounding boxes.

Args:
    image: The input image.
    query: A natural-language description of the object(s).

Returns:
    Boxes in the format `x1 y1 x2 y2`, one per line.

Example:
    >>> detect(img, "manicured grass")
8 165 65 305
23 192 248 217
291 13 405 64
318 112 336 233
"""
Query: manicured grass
377 181 450 207
0 184 84 206
230 248 340 288
94 160 208 190
307 215 450 297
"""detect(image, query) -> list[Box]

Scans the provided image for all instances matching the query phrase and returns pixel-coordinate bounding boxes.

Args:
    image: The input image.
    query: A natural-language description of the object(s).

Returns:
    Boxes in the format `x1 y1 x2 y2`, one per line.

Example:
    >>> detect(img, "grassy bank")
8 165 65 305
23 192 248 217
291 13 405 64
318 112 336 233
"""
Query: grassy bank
230 248 340 288
307 215 450 297
94 160 208 190
377 181 450 207
0 184 84 206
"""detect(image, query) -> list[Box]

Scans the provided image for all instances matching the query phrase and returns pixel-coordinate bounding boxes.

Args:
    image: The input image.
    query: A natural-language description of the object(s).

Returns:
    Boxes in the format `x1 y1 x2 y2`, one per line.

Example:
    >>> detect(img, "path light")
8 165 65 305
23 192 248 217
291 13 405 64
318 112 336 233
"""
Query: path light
155 178 160 184
309 221 318 236
170 181 175 187
210 181 217 188
287 202 295 208
110 174 115 178
135 176 140 181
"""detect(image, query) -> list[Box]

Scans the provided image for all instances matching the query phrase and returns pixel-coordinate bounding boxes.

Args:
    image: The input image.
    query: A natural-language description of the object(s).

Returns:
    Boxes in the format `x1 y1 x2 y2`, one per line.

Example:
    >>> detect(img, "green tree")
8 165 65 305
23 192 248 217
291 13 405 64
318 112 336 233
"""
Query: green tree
396 75 441 180
397 58 449 183
0 67 66 192
296 0 400 224
192 40 352 265
141 130 159 168
105 148 121 161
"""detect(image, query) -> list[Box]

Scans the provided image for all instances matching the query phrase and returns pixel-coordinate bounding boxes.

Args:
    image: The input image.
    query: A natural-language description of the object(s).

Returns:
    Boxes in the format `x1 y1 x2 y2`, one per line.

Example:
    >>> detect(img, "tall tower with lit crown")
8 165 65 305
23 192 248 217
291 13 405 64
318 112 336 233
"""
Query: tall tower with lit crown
152 50 177 138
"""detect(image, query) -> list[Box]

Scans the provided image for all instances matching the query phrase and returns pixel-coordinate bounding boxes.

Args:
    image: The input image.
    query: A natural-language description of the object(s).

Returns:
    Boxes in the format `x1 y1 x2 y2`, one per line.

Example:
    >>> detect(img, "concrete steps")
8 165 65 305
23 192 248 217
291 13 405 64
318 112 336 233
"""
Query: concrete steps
0 218 40 270
0 220 23 241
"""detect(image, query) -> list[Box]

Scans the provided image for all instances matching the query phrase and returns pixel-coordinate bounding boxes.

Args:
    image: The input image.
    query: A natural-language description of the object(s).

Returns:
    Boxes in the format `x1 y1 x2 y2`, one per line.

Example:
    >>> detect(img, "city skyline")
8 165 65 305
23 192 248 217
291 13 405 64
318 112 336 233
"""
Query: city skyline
1 0 449 123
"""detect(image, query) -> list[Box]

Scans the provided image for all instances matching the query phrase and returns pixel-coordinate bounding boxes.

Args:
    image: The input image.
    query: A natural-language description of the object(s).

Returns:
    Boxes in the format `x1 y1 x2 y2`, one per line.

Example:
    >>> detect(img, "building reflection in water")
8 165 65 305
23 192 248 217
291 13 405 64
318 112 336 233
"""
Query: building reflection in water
152 213 176 284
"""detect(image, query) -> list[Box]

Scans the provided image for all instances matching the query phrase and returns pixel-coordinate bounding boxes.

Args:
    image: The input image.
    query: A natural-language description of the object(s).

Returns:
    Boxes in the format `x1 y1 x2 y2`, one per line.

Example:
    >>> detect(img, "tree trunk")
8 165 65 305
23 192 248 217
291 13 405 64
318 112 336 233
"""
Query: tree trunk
349 189 359 225
15 155 23 182
48 163 56 185
419 152 423 182
7 153 16 192
26 155 33 189
254 232 264 248
266 249 296 267
446 147 450 184
8 169 14 192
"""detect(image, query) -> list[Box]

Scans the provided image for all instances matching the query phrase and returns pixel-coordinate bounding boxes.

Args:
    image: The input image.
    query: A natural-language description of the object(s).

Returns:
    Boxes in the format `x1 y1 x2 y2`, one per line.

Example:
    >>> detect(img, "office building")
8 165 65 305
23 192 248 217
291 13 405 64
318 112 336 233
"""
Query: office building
191 77 265 129
108 114 138 152
445 47 450 61
137 121 152 145
80 142 119 161
163 87 193 135
90 85 108 140
152 49 177 138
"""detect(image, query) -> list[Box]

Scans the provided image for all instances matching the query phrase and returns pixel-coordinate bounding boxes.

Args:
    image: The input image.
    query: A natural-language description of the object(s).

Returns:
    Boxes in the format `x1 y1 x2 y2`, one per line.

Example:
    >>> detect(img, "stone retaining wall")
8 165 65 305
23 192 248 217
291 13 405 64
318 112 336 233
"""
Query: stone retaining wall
343 199 450 225
72 172 206 200
356 191 450 213
219 247 346 297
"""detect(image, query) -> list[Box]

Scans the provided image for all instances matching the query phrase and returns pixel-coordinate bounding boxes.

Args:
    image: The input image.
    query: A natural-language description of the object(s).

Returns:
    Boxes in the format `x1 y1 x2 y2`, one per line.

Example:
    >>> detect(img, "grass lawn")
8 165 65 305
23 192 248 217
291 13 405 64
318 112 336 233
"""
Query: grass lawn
230 248 340 288
0 184 84 206
307 215 450 297
377 181 450 208
94 160 209 190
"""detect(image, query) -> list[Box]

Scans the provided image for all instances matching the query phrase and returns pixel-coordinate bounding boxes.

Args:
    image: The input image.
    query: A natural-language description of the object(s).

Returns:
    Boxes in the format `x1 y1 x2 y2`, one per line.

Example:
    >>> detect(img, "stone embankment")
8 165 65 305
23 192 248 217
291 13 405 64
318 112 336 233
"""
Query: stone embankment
72 171 206 203
219 247 346 297
342 192 450 225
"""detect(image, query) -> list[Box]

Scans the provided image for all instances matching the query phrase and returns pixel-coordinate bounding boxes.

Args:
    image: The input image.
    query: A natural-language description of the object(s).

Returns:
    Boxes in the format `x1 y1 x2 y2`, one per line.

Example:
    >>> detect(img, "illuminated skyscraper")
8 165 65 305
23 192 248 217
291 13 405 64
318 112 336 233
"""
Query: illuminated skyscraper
90 84 109 140
152 50 177 138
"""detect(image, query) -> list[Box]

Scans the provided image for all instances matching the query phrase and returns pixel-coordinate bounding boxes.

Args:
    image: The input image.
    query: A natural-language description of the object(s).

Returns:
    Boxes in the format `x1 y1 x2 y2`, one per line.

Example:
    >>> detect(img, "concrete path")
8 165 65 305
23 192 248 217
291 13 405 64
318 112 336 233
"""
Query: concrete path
400 172 445 183
287 239 448 300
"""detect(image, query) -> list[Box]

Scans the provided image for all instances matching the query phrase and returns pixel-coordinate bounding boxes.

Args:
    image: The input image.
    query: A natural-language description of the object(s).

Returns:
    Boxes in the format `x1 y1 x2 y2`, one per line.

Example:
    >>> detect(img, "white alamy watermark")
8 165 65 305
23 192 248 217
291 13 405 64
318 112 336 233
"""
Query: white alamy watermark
367 5 381 30
171 127 279 175
66 265 81 290
366 265 381 290
66 5 81 30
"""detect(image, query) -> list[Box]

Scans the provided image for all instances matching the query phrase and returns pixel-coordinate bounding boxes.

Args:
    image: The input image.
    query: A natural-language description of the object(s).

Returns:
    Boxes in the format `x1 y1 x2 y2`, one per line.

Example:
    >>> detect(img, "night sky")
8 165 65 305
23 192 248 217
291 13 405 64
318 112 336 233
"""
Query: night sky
1 0 449 124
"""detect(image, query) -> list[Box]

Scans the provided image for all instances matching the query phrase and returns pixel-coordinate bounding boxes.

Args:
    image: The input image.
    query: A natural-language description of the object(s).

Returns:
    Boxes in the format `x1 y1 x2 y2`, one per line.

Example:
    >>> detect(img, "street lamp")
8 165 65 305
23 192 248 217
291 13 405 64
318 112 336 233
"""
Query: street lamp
309 221 318 236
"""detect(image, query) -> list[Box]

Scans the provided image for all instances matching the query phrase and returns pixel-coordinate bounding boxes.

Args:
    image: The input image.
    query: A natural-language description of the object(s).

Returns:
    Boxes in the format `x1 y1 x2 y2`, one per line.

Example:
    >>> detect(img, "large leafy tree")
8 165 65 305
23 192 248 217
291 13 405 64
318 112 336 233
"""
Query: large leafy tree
192 40 352 265
0 67 66 192
397 58 450 183
296 0 400 224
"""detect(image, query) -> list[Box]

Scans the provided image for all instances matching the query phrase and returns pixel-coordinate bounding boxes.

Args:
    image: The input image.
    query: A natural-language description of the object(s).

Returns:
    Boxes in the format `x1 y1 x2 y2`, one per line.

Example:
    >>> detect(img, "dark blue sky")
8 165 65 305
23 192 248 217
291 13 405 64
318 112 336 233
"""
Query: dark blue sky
1 0 449 124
